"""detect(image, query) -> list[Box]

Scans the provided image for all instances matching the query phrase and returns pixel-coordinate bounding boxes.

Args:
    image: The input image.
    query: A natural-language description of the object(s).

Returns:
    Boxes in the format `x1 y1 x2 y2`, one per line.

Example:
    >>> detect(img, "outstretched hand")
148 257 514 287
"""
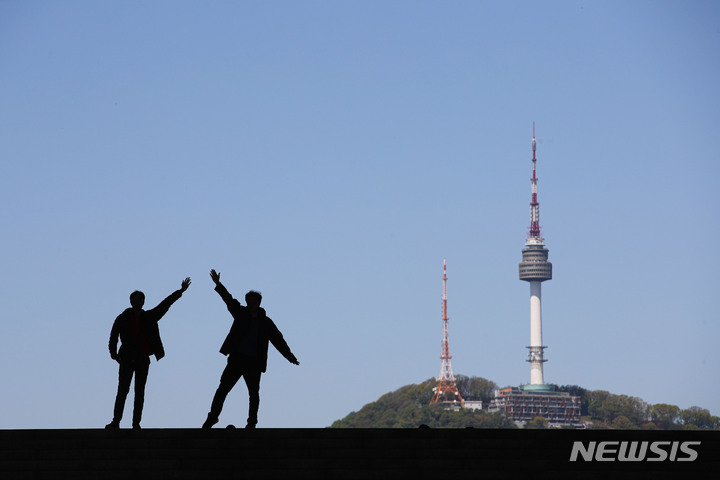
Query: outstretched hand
210 269 221 285
181 277 191 292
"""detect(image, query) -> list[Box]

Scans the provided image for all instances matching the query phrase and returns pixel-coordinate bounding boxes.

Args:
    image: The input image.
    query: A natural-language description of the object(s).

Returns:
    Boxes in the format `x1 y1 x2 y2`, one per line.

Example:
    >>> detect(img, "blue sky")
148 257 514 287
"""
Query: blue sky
1 1 718 428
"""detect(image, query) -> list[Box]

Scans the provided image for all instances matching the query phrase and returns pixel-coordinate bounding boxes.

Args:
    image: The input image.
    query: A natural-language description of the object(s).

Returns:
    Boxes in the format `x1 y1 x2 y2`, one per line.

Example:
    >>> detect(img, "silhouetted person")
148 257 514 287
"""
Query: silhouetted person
203 269 299 429
106 277 191 429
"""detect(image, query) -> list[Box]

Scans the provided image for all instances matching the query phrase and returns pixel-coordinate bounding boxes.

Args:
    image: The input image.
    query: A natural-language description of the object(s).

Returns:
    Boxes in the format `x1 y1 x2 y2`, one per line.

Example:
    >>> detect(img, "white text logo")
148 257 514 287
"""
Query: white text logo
569 441 700 462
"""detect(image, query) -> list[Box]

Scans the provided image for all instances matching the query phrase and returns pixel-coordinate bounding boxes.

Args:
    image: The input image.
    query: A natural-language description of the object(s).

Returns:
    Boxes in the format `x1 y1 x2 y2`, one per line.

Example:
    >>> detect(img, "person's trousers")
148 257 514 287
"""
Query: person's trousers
209 355 262 427
112 357 150 426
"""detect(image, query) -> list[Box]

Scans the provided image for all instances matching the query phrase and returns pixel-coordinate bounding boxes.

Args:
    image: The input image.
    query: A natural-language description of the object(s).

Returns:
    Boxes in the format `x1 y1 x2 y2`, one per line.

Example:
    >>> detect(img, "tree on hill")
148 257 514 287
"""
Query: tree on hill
455 375 497 405
680 406 719 430
649 403 681 430
565 389 720 430
589 392 648 426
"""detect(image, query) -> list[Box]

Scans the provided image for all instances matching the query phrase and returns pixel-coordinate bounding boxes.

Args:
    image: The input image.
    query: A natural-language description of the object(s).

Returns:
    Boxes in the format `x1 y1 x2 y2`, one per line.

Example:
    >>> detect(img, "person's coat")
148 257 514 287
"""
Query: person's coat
108 289 183 362
214 283 297 373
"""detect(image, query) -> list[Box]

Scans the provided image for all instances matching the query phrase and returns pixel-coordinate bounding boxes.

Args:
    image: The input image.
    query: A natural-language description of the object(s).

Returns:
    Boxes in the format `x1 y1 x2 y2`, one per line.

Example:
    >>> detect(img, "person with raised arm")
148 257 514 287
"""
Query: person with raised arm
203 269 299 429
106 277 191 429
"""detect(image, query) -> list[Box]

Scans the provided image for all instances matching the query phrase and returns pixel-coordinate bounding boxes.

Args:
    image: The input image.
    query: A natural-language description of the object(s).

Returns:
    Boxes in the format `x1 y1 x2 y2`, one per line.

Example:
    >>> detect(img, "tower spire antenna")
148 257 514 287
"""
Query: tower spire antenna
519 124 553 386
431 259 464 407
529 122 541 239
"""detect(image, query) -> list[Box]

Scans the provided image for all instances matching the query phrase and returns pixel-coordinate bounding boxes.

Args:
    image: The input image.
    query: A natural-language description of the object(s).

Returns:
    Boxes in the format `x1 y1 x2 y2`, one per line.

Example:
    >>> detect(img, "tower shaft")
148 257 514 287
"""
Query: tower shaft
528 281 546 384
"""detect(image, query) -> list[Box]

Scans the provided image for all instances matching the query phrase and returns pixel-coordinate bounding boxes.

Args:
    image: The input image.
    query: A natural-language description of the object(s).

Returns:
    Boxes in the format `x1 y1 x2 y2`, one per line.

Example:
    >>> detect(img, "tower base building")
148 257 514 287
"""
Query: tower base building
488 385 582 427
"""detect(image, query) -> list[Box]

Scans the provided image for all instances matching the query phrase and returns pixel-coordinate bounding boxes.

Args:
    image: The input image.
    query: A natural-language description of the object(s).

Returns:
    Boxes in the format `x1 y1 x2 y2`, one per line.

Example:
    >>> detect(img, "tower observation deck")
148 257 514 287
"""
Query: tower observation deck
519 244 552 282
519 124 552 387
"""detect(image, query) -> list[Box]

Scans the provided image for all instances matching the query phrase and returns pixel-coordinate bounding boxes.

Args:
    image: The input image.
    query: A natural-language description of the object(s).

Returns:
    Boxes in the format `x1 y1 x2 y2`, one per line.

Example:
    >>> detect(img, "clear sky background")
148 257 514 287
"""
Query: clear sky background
1 1 718 429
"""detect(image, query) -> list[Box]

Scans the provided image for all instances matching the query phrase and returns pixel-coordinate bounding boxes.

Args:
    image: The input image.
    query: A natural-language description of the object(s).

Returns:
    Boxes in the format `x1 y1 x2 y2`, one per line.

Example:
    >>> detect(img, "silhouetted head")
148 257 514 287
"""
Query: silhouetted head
130 290 145 309
245 290 262 310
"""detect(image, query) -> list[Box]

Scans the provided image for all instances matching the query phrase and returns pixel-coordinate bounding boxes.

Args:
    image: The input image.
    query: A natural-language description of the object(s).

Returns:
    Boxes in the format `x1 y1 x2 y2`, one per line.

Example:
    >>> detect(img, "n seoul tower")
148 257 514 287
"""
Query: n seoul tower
518 123 553 386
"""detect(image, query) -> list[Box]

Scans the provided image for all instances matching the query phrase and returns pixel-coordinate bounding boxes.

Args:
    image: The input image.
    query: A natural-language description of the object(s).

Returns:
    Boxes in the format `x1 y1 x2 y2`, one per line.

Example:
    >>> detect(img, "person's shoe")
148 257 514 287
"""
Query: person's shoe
245 423 256 429
132 424 142 430
105 421 119 429
202 414 218 429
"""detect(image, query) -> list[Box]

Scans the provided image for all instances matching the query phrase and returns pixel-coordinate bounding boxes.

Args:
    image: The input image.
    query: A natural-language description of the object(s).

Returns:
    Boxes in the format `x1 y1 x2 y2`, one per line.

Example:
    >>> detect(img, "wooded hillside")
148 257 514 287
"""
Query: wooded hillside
330 376 719 429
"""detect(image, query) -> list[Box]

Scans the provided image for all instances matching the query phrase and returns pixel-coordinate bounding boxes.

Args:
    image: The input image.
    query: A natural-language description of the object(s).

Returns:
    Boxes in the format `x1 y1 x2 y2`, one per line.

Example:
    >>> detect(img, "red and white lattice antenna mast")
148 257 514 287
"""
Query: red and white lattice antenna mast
430 259 464 406
528 121 543 240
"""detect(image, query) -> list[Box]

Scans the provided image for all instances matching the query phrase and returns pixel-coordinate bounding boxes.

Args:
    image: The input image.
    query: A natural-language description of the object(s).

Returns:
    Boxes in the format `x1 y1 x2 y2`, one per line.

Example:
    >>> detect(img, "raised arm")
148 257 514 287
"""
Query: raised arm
210 269 243 315
147 277 191 322
210 269 233 304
